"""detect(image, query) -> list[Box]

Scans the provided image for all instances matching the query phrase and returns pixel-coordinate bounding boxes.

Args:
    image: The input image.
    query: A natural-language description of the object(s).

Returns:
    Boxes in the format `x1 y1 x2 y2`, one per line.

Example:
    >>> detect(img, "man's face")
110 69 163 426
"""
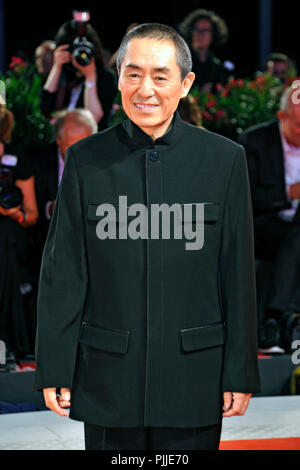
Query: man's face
267 60 288 82
191 19 213 51
35 45 54 76
118 37 195 138
56 122 93 158
280 103 300 147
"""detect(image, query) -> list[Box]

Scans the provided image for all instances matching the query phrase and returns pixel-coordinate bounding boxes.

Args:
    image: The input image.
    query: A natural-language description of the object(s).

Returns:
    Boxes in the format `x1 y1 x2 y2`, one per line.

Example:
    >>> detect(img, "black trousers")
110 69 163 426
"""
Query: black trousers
84 421 222 450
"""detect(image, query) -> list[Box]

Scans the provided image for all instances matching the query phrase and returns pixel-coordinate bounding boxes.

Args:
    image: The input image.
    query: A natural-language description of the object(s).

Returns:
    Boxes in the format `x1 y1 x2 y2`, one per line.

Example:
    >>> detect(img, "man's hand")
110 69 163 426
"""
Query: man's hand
43 387 71 417
53 44 72 71
222 392 252 417
288 182 300 200
71 56 97 81
0 204 22 221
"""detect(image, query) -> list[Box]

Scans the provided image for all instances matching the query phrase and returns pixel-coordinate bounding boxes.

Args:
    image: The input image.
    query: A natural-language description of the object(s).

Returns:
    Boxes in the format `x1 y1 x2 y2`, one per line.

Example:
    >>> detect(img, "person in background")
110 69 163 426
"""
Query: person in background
34 40 56 82
179 8 234 93
0 104 39 367
41 19 117 130
0 105 38 228
238 84 300 354
264 52 297 84
178 94 204 128
29 108 98 276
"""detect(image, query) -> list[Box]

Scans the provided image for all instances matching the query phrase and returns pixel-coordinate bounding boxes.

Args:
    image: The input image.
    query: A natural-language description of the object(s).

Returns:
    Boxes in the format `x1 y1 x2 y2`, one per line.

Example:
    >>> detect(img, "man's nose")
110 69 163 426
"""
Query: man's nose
138 76 155 98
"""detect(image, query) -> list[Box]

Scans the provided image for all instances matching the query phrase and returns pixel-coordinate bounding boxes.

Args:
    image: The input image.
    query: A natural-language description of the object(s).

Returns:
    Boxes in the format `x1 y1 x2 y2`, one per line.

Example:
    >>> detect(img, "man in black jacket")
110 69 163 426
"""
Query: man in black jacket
238 83 300 353
34 23 260 451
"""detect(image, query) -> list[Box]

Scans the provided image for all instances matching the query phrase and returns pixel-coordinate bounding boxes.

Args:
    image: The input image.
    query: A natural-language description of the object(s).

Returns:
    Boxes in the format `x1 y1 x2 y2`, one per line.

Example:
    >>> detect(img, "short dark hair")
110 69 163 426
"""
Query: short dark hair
116 23 192 81
179 9 229 48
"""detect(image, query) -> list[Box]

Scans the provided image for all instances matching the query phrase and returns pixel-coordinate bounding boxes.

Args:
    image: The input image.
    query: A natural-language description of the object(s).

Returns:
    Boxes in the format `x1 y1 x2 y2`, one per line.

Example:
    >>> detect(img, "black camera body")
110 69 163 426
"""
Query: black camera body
0 154 23 209
69 10 95 66
70 35 95 66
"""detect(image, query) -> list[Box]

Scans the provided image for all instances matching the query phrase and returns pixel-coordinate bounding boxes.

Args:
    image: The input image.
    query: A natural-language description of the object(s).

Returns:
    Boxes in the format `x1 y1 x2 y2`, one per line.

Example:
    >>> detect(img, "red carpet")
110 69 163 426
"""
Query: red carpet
219 437 300 450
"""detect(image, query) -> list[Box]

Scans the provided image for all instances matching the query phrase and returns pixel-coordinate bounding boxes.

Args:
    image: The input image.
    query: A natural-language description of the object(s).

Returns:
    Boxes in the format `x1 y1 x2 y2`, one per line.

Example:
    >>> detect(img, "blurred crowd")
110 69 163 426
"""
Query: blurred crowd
1 8 300 372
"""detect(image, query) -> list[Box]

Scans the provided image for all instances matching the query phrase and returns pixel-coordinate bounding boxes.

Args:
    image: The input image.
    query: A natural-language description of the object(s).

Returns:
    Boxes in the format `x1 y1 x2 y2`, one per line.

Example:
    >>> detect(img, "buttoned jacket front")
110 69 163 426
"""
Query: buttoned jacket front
34 111 260 427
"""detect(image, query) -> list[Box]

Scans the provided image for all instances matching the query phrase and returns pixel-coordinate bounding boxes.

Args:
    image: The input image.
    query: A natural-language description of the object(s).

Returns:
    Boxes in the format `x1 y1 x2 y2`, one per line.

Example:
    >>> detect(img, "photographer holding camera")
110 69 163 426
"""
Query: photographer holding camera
0 104 39 367
0 105 38 226
41 11 117 131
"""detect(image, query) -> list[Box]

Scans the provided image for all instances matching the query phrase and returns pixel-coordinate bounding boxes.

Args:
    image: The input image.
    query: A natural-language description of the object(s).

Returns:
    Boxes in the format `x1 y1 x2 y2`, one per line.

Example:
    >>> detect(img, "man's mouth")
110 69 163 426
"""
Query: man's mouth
134 104 159 110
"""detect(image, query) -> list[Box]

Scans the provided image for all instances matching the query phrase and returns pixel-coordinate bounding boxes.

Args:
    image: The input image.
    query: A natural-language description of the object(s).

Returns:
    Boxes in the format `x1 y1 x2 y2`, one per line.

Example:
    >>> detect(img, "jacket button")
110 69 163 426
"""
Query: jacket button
148 151 159 161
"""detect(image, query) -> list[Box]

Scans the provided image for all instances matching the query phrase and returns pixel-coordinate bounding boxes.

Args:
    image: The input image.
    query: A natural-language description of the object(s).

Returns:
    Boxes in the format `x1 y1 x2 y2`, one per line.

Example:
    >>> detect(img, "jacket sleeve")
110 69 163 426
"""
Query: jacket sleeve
33 146 88 391
219 145 261 393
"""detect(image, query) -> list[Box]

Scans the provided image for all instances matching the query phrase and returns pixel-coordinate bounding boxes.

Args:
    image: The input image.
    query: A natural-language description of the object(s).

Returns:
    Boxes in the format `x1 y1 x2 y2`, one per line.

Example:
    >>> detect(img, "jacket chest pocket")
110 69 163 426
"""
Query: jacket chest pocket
87 202 138 223
86 201 219 247
87 202 219 221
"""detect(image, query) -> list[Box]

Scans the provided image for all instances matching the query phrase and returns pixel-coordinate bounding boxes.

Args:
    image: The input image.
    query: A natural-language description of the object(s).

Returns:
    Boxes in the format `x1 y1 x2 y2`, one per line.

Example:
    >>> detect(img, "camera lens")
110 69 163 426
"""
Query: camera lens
72 37 94 66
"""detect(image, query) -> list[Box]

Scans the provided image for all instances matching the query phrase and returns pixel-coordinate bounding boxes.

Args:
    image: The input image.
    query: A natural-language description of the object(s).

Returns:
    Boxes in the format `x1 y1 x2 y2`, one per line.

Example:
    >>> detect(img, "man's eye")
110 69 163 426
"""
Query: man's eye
156 77 166 81
129 73 140 78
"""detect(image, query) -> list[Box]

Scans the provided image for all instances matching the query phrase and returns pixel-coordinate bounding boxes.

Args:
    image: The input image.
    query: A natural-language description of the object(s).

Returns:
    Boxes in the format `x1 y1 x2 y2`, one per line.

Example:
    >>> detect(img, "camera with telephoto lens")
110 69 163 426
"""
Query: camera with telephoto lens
0 153 23 209
69 10 95 66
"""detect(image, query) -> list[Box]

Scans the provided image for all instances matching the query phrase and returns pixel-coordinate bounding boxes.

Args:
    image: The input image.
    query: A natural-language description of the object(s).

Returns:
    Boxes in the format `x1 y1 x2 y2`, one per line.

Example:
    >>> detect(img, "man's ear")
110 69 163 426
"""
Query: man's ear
181 72 195 99
117 65 123 91
277 110 285 121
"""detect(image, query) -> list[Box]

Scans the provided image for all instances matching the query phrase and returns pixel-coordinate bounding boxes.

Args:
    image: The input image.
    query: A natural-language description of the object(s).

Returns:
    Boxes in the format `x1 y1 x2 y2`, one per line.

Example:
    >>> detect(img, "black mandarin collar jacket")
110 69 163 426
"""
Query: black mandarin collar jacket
34 110 260 428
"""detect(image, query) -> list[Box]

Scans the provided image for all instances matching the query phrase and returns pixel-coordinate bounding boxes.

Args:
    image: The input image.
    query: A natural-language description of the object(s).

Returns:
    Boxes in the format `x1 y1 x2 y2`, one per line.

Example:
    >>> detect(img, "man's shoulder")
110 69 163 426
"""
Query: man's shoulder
182 121 242 155
69 122 123 163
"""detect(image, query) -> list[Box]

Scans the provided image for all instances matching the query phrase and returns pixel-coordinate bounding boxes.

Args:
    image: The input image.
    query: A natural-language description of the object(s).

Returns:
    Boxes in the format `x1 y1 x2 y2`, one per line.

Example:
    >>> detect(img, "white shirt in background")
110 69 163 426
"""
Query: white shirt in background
45 149 65 220
277 122 300 222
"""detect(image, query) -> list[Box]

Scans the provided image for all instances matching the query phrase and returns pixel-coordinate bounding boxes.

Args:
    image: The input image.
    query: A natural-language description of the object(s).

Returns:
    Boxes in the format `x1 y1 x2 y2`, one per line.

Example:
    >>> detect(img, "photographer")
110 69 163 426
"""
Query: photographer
41 12 117 131
0 105 38 226
179 9 234 93
0 104 39 366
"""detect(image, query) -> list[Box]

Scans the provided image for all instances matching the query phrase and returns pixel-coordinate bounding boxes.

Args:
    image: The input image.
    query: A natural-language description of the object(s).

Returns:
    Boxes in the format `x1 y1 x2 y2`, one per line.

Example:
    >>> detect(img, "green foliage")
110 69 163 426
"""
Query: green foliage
1 61 54 149
189 73 288 139
109 90 127 127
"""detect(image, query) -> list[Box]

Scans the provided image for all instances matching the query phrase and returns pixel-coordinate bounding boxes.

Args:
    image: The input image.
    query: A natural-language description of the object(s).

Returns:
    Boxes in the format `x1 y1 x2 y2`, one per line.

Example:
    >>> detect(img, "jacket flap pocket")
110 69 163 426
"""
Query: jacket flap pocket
179 202 219 222
79 323 130 354
180 322 224 352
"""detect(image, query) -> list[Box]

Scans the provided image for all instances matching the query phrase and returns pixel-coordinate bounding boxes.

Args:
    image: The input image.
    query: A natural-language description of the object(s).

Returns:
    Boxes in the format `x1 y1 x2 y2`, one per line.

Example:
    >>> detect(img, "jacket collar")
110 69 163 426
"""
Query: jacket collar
121 110 184 150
